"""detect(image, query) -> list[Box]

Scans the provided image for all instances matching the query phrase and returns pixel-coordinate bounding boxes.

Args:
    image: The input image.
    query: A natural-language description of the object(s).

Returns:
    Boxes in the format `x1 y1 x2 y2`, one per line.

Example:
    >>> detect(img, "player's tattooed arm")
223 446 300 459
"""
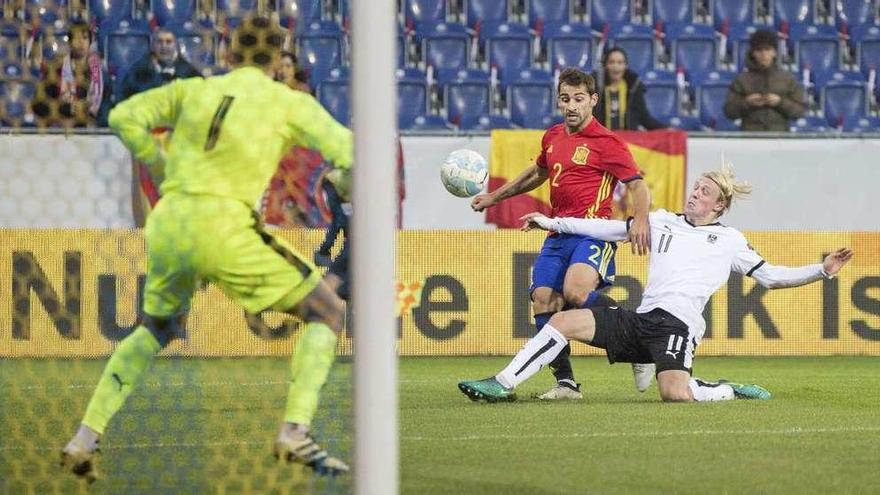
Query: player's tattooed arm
471 165 547 212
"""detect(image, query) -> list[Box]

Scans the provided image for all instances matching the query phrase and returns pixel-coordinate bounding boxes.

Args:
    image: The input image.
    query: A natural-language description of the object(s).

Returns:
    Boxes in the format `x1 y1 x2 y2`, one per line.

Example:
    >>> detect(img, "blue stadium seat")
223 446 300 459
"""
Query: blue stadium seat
837 0 876 30
466 0 509 30
151 0 195 27
397 68 429 129
483 23 532 87
105 29 151 81
38 27 69 64
714 0 752 30
823 80 867 124
611 24 655 74
842 115 880 132
317 73 350 126
669 24 717 77
216 0 259 18
421 22 470 71
404 0 448 30
460 113 514 130
397 30 407 67
855 25 880 75
654 0 693 26
795 26 841 81
297 21 344 87
544 23 593 71
508 79 553 128
528 0 571 29
435 67 490 87
278 0 323 31
445 77 491 128
775 0 811 26
790 115 831 132
89 0 133 25
404 114 456 131
170 24 215 70
591 0 631 32
667 115 701 130
642 78 678 120
699 80 737 130
0 37 21 64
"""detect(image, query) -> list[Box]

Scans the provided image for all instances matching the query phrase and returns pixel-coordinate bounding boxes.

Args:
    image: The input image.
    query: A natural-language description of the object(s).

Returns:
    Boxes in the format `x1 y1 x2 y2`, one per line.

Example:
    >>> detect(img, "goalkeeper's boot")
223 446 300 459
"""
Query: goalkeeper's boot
458 377 517 403
60 425 100 484
718 380 772 400
535 380 583 400
274 428 349 477
632 363 656 393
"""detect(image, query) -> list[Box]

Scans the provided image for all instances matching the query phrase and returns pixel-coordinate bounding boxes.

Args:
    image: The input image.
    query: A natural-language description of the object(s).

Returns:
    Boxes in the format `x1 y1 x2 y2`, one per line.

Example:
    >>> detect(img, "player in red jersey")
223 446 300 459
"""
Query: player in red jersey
472 68 652 399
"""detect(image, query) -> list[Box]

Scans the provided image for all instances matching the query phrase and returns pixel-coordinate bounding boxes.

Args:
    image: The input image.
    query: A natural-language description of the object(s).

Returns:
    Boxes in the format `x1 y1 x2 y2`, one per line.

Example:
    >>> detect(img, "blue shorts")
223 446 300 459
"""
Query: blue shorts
530 233 617 295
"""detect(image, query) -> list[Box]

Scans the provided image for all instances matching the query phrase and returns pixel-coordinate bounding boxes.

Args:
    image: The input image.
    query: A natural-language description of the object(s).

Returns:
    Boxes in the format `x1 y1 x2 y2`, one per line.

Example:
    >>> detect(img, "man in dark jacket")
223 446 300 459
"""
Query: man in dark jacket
118 29 200 102
724 30 805 131
594 47 667 130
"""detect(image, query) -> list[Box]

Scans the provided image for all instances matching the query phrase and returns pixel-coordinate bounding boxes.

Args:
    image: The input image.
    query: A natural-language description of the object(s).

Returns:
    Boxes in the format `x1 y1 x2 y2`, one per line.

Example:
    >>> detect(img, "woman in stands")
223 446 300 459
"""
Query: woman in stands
594 47 667 130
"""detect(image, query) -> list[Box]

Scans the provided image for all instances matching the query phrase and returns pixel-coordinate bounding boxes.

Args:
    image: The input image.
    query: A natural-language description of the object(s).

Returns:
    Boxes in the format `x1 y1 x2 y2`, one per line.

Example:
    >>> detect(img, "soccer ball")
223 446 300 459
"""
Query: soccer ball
440 149 488 198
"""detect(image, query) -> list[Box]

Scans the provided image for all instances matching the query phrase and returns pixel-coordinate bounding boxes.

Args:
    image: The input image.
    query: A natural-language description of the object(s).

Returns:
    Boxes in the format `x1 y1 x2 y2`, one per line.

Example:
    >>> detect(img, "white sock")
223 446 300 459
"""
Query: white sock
689 378 735 402
496 324 568 389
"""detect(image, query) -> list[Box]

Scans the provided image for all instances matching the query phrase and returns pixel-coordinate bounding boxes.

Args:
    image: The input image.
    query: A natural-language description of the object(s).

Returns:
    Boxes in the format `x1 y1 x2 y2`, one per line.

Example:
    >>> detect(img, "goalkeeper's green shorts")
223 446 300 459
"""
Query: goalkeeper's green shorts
143 192 321 318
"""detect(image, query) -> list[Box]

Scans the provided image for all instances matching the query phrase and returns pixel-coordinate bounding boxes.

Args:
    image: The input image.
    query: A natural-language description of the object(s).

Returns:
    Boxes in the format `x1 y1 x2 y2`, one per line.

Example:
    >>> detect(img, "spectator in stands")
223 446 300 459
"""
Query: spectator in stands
276 51 310 93
57 20 112 126
118 28 200 102
594 47 667 130
724 30 805 131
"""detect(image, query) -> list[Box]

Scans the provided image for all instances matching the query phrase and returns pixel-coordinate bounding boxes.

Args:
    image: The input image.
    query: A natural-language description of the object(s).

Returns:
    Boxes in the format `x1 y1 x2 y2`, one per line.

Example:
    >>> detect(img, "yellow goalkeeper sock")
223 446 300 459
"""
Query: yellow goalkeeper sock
82 326 162 434
284 322 338 426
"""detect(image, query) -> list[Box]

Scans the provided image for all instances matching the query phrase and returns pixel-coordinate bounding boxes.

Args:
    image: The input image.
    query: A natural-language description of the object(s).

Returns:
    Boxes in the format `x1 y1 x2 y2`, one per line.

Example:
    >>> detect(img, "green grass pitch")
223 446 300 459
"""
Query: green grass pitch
2 357 879 494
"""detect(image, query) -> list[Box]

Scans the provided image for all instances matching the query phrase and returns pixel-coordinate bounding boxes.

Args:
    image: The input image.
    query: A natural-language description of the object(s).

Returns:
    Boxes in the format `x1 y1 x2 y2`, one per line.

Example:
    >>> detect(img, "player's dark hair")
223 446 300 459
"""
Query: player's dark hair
556 67 596 95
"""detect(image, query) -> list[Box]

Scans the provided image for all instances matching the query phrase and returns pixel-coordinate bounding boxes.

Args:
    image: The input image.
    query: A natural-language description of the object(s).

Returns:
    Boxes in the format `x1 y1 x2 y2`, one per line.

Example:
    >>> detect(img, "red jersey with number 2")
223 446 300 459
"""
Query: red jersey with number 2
535 118 641 219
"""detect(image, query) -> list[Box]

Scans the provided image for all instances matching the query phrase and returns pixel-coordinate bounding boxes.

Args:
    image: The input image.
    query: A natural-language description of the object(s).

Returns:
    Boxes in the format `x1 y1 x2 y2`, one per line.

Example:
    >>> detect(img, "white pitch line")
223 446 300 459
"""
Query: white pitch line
2 426 879 452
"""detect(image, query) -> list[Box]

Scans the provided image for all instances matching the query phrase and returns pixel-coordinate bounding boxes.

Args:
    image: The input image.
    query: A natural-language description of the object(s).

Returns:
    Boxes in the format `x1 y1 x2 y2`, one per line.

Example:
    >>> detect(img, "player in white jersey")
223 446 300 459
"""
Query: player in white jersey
459 164 853 403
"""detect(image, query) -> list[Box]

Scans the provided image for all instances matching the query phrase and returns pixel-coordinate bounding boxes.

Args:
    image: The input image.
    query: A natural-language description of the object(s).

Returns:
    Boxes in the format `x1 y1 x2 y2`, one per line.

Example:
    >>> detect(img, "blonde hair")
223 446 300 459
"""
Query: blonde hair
701 161 752 215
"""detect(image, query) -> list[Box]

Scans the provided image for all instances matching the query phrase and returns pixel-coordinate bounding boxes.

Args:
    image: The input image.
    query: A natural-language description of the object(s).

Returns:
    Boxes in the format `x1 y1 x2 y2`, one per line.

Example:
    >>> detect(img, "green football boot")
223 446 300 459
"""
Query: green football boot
719 380 772 400
458 377 517 403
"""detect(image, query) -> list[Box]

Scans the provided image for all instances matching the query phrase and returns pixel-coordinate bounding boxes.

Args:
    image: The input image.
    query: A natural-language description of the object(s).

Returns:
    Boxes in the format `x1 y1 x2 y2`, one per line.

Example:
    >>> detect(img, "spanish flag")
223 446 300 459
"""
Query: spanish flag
486 129 687 228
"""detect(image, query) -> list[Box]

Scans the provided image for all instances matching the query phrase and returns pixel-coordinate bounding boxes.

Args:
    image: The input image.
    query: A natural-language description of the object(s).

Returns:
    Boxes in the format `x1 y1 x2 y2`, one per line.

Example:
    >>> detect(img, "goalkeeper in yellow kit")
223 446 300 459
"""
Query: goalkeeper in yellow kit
61 16 351 479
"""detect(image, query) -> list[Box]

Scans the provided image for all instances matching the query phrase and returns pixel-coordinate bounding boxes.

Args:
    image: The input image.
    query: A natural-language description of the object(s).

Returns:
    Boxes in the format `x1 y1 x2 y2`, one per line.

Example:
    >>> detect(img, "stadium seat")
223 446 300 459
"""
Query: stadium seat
435 67 490 87
796 27 842 82
216 0 259 18
837 0 876 31
459 113 514 130
789 115 831 132
317 73 350 126
89 0 133 25
105 29 151 81
842 115 880 132
508 79 553 128
698 80 737 130
151 0 196 27
612 24 656 74
278 0 323 31
397 68 429 129
528 0 571 29
445 77 491 128
544 23 593 71
823 80 867 125
591 0 632 32
669 24 718 77
653 0 693 27
403 0 448 30
714 0 752 30
171 24 215 70
466 0 510 30
38 27 69 64
774 0 811 27
404 114 456 131
297 21 344 88
0 37 21 64
667 115 701 130
642 78 678 121
730 26 758 71
855 25 880 75
421 22 470 71
483 23 532 87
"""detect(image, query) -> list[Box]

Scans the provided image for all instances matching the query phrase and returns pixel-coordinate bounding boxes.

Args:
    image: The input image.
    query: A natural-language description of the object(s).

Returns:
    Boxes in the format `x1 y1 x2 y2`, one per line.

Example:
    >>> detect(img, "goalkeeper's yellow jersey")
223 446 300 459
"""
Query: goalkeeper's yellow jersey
108 66 352 205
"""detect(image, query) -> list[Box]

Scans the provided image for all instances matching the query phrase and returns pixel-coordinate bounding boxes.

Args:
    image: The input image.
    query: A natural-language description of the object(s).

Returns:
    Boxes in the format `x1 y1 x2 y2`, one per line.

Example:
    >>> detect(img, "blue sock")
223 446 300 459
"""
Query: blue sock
534 312 553 332
580 291 599 309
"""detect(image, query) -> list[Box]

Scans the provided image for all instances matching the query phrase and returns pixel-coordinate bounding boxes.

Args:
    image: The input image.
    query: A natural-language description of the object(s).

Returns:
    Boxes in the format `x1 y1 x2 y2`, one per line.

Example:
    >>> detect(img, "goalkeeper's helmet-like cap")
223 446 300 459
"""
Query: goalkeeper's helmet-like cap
229 15 285 69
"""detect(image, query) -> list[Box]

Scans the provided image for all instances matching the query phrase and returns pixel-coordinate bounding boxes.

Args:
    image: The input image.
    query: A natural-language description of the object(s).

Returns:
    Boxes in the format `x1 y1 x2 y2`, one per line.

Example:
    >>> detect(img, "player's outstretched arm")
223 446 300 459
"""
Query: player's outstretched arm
625 178 651 256
471 165 548 212
750 248 854 289
520 212 628 241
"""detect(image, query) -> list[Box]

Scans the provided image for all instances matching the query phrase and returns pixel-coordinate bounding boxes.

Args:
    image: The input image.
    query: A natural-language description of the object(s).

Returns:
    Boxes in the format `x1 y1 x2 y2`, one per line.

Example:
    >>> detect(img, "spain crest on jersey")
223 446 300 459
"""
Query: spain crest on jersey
571 145 590 165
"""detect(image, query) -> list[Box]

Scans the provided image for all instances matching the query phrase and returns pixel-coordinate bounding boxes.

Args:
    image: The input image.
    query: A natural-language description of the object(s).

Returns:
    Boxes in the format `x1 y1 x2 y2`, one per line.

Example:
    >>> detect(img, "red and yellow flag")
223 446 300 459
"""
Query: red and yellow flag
486 129 687 228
